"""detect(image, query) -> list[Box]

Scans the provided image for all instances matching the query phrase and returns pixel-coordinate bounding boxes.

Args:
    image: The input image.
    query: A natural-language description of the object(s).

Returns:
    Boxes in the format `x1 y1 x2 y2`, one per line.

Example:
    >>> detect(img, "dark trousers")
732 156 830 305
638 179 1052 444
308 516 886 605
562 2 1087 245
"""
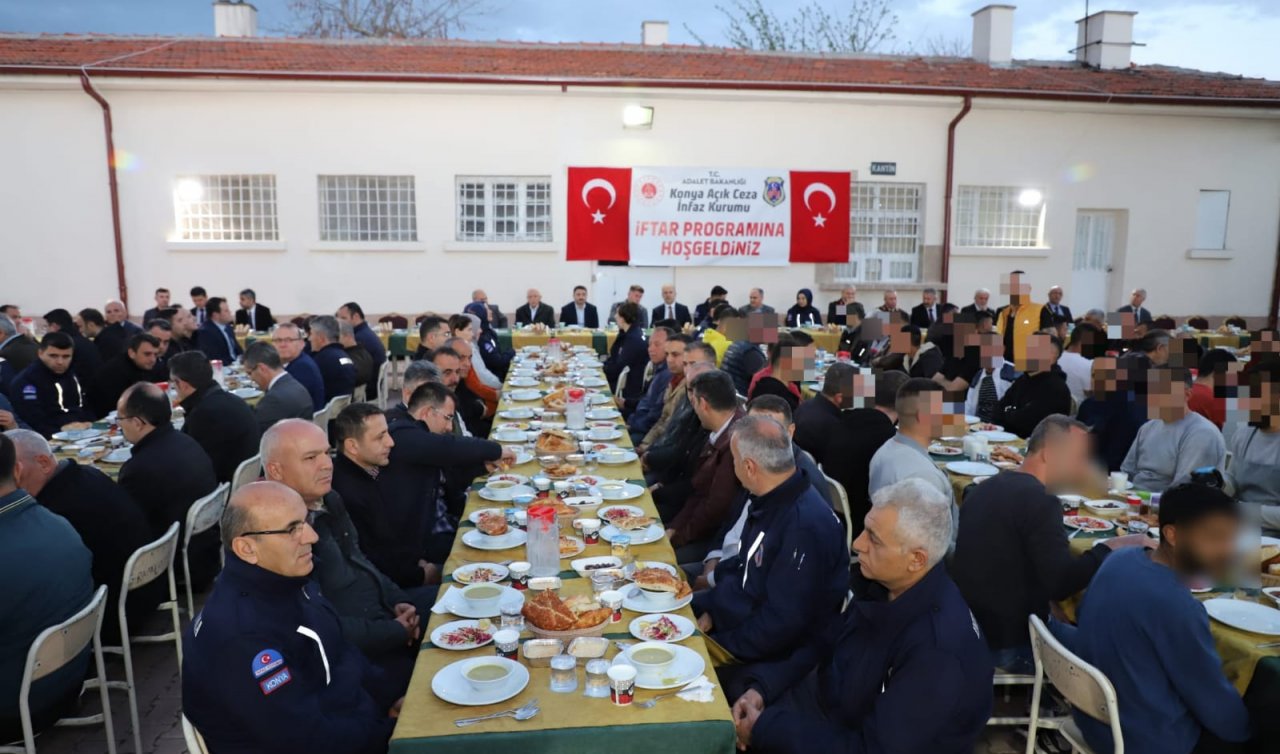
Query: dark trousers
1192 729 1250 754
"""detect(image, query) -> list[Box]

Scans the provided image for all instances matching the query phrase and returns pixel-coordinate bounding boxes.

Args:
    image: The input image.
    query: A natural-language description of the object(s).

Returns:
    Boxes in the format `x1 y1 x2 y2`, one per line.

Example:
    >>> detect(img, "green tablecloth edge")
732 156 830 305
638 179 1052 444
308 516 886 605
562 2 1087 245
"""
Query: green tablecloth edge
390 718 736 754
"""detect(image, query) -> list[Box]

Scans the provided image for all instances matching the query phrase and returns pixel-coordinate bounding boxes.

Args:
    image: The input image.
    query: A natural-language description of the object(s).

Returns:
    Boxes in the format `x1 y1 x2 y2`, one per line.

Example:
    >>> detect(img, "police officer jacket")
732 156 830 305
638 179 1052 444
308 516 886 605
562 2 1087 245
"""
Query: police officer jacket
8 360 93 437
313 343 356 405
182 555 395 754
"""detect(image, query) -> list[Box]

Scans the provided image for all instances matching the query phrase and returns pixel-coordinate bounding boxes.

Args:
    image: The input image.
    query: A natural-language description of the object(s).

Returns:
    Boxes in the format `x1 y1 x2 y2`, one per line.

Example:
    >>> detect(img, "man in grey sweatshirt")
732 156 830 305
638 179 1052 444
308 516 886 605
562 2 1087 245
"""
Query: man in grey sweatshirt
1122 367 1225 492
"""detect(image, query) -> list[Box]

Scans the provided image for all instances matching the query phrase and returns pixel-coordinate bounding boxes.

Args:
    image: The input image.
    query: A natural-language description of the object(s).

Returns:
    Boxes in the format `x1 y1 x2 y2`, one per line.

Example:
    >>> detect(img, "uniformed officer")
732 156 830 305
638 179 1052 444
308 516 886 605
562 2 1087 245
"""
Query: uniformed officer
8 332 93 438
182 481 400 753
308 315 356 404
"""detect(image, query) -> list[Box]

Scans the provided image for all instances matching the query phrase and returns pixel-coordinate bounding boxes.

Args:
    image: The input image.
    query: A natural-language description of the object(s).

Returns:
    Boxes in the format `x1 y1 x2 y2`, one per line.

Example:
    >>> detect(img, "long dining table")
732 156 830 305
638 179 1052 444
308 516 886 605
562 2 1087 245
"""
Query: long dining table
389 343 736 754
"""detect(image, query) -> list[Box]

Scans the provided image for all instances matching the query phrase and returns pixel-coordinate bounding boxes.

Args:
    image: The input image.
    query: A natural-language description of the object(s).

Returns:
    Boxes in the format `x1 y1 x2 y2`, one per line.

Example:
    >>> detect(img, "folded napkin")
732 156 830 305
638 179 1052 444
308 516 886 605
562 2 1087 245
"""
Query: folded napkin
430 585 457 615
676 676 717 703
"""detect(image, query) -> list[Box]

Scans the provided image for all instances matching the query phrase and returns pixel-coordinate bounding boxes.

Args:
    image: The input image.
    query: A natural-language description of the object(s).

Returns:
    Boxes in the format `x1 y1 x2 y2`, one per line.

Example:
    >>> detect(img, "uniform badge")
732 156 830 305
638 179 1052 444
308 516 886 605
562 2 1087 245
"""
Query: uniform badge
21 384 37 401
251 648 285 679
763 177 786 207
259 668 292 695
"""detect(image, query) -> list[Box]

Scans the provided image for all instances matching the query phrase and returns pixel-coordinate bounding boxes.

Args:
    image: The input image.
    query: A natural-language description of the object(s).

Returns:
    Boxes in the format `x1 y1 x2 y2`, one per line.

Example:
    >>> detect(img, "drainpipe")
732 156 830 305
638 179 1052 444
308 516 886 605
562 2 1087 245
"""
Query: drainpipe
79 70 129 308
939 94 973 305
1270 211 1280 328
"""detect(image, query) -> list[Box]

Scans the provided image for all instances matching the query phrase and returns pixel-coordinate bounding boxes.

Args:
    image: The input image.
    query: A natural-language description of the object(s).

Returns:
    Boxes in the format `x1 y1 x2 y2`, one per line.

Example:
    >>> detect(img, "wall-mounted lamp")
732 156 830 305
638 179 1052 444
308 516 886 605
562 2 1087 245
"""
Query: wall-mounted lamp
1017 188 1044 208
622 104 654 129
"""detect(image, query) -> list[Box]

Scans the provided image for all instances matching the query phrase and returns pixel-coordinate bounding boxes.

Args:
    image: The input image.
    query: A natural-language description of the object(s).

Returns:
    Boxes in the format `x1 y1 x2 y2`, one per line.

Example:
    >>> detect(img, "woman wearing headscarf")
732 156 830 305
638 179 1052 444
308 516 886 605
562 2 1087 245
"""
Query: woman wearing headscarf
464 302 513 382
785 288 823 328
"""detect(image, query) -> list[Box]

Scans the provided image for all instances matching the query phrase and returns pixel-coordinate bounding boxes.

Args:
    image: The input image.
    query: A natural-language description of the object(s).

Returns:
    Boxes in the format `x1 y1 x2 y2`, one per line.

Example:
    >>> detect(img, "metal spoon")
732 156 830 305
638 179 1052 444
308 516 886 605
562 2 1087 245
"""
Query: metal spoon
454 699 540 727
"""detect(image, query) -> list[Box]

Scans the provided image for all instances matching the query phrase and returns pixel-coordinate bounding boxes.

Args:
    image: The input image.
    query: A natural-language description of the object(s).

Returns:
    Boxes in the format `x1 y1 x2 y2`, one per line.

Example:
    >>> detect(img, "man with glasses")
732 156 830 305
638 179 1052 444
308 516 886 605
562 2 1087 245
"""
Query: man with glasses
244 341 314 434
183 481 401 754
273 322 324 411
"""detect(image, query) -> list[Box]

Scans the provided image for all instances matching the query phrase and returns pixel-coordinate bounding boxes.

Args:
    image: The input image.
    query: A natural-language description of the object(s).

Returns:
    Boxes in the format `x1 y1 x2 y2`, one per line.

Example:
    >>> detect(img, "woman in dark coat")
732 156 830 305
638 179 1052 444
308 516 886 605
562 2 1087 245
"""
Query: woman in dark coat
785 288 823 327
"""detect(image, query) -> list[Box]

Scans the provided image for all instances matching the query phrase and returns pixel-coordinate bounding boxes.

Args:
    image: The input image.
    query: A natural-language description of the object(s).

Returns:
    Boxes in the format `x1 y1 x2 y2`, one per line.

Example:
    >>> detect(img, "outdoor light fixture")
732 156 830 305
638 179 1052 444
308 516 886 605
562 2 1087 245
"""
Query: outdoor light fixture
1017 188 1044 208
176 178 205 203
622 104 654 129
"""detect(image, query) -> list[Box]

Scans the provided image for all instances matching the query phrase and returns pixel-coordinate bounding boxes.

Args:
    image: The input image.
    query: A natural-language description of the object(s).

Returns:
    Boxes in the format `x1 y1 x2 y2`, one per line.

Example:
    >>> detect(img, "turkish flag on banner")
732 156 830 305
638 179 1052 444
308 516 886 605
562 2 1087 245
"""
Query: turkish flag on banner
567 167 632 262
789 171 851 263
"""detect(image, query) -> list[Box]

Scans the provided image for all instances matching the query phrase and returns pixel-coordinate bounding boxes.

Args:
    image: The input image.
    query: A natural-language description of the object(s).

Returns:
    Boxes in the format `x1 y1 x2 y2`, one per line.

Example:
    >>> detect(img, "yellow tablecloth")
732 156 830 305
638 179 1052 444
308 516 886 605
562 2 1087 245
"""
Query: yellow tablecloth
509 329 617 353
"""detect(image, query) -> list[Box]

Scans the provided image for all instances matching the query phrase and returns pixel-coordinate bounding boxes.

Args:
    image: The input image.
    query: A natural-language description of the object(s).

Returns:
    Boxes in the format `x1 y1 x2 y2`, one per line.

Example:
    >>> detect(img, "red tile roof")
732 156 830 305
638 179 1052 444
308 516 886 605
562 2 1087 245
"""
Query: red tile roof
1 34 1278 107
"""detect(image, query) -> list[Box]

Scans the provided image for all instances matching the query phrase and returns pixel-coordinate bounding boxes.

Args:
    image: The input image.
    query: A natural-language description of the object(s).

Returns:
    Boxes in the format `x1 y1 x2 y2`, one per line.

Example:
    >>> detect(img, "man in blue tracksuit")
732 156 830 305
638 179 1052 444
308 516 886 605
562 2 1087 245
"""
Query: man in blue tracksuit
183 480 398 753
692 413 848 666
732 477 992 754
7 332 93 437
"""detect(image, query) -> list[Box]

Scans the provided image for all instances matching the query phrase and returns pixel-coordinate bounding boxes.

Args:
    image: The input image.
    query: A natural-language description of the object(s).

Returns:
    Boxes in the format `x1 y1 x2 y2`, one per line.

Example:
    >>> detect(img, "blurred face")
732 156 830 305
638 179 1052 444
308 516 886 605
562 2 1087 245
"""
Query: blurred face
39 345 73 374
433 354 461 388
974 291 989 309
419 397 456 434
1130 289 1146 308
883 291 897 309
128 341 160 371
104 301 126 324
192 294 207 309
661 285 676 304
1250 375 1280 429
573 288 588 305
344 414 393 468
273 326 304 362
1039 426 1093 492
423 324 449 351
890 328 915 355
853 506 924 589
1048 287 1064 304
921 291 936 307
1090 357 1121 397
265 425 334 502
647 329 668 365
775 345 815 383
239 294 254 310
1166 513 1239 581
527 289 542 307
170 308 196 338
235 494 319 578
749 289 763 308
627 288 644 304
1146 374 1190 422
1024 334 1058 373
155 290 170 307
665 340 687 375
841 286 856 303
147 327 171 356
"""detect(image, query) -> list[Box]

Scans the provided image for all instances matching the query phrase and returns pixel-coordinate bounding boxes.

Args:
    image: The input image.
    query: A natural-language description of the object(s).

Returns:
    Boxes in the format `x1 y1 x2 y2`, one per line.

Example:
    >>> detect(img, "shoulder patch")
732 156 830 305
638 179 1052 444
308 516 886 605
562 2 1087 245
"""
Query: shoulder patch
259 668 292 695
251 648 285 678
22 384 37 400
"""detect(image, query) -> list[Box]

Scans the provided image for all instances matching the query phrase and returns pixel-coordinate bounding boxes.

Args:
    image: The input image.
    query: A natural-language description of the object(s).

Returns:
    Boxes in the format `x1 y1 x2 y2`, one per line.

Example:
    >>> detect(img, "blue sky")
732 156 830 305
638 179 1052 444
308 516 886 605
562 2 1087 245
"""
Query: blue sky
2 0 1277 79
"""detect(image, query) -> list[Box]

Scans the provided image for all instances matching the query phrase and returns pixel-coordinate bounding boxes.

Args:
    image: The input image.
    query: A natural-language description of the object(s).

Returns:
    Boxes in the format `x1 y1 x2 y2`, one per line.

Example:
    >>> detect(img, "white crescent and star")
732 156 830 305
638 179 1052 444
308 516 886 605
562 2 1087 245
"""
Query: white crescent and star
803 182 837 228
582 178 617 223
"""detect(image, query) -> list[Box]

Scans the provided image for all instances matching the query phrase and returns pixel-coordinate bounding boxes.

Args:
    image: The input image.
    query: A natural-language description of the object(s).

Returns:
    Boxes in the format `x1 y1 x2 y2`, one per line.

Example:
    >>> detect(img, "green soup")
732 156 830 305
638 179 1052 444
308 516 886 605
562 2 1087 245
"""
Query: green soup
467 586 501 600
633 648 673 665
467 664 509 681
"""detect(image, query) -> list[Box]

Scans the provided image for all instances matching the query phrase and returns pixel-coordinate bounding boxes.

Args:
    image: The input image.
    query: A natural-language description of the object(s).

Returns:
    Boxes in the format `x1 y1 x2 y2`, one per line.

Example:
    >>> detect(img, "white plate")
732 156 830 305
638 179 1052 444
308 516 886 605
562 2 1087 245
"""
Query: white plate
231 387 263 399
974 430 1019 442
1204 598 1280 636
1262 536 1280 548
511 450 534 466
468 508 510 526
498 407 535 420
962 414 980 425
566 474 607 487
1262 588 1280 607
584 428 624 442
616 643 705 689
559 536 586 559
451 562 510 584
509 377 541 388
52 429 103 442
968 423 1005 433
586 408 621 420
944 461 1001 477
588 393 610 405
461 528 528 551
599 504 647 523
430 620 496 651
1063 515 1115 532
597 449 639 465
570 555 623 578
602 523 665 545
478 483 535 502
487 473 530 487
629 613 696 643
439 585 525 619
1083 499 1126 513
578 377 608 388
508 389 543 402
1057 494 1089 509
596 482 646 501
493 429 528 443
98 447 132 464
927 444 963 456
622 588 693 616
431 657 530 706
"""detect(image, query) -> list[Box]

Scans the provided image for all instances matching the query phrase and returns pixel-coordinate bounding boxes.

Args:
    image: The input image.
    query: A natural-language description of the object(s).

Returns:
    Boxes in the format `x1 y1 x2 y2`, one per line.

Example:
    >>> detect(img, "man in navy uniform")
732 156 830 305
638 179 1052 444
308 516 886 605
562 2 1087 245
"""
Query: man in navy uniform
308 315 356 405
183 480 400 753
8 332 93 437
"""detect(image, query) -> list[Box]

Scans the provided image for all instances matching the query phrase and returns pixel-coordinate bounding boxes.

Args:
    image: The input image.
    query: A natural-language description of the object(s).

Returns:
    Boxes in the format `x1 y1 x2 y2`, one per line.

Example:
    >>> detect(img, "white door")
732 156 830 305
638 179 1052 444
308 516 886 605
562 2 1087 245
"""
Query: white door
1070 211 1116 313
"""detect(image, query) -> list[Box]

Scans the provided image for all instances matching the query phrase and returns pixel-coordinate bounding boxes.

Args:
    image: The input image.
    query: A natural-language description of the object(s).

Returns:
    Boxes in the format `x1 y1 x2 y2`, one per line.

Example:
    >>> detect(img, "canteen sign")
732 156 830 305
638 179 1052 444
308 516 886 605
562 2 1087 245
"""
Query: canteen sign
566 166 851 267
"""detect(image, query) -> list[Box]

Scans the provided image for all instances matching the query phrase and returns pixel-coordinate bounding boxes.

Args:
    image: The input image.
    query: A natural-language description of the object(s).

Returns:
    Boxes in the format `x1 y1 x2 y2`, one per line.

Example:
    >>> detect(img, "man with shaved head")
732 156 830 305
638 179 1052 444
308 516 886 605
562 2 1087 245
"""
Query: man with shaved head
183 481 400 753
93 299 143 362
261 419 431 692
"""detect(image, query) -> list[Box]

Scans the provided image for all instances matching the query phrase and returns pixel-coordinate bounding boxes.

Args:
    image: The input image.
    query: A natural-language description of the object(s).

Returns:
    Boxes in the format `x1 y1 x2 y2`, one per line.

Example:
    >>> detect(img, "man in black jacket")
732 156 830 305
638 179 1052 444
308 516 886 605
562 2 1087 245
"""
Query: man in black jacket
338 320 374 396
792 362 855 466
169 351 260 482
558 285 599 328
0 315 36 373
513 288 555 327
308 315 356 405
825 370 907 541
8 332 93 437
952 415 1150 672
996 332 1073 438
652 284 692 328
234 288 276 332
41 309 100 390
116 382 221 586
93 300 143 363
89 332 162 417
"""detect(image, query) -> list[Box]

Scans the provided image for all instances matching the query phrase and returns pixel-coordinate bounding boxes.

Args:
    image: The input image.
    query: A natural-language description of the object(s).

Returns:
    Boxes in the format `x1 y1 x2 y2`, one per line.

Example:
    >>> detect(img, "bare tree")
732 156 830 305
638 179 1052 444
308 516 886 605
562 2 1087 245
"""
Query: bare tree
284 0 490 39
898 34 971 57
687 0 899 53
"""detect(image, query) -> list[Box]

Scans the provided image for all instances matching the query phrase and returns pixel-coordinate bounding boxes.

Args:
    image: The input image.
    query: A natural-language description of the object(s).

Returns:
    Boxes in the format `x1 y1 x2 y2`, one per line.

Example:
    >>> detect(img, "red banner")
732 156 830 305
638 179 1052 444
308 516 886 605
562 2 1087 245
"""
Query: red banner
789 171 852 263
566 167 632 262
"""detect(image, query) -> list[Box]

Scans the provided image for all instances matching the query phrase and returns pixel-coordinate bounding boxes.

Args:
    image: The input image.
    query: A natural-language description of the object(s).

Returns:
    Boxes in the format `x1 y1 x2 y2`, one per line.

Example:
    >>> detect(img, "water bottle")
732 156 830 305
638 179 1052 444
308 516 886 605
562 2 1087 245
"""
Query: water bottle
210 359 225 387
547 337 563 363
565 387 587 430
525 504 561 577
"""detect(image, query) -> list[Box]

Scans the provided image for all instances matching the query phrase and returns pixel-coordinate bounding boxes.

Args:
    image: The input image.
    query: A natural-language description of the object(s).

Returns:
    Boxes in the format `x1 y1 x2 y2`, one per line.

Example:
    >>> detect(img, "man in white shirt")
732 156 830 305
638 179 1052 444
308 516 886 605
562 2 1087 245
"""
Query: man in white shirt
1058 322 1103 409
1045 285 1073 322
243 341 314 434
559 285 599 328
965 355 1017 423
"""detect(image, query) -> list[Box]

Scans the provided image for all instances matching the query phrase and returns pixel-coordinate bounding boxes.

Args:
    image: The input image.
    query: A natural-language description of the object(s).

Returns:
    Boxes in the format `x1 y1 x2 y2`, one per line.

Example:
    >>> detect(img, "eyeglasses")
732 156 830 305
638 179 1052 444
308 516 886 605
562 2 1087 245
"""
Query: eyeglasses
240 520 312 540
430 408 456 422
273 337 304 343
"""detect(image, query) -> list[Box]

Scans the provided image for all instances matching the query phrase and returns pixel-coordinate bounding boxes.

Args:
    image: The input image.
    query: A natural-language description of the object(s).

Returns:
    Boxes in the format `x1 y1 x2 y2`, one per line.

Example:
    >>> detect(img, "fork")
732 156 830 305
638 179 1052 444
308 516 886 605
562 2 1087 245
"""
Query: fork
635 682 711 710
454 699 540 727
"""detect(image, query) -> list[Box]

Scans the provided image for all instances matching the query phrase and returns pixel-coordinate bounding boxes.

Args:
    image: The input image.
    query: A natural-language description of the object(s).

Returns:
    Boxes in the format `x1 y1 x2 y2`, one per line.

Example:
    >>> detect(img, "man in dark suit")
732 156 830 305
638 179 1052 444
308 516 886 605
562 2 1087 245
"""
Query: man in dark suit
514 288 555 327
89 332 161 417
826 285 865 327
1117 287 1153 325
1045 285 1073 322
307 316 356 404
694 286 730 328
243 341 314 434
877 290 909 322
793 362 856 467
559 285 599 328
470 289 508 329
961 287 997 319
651 284 692 327
93 300 143 363
141 287 171 324
195 297 242 364
115 382 221 585
274 323 325 411
909 287 941 328
169 351 260 483
234 288 275 332
610 285 651 328
189 286 208 327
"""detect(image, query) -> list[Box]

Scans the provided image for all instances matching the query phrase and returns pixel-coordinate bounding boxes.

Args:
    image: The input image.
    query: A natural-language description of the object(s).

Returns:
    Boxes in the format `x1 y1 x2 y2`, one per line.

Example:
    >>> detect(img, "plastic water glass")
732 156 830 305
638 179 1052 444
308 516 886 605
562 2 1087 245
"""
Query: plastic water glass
610 534 633 568
550 654 578 693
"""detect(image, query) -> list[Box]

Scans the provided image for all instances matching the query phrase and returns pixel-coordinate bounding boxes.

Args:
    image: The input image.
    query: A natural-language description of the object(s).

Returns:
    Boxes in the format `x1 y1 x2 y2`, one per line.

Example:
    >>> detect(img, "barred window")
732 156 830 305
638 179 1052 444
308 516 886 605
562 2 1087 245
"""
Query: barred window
833 182 923 283
174 175 278 242
456 177 553 242
318 175 417 242
955 185 1045 248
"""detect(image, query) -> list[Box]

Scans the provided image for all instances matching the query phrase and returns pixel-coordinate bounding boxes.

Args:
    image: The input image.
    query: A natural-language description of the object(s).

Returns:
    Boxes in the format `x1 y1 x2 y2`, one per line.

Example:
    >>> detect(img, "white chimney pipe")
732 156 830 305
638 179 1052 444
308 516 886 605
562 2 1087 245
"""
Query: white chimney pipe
971 4 1015 66
214 1 258 38
1075 10 1137 70
641 20 669 46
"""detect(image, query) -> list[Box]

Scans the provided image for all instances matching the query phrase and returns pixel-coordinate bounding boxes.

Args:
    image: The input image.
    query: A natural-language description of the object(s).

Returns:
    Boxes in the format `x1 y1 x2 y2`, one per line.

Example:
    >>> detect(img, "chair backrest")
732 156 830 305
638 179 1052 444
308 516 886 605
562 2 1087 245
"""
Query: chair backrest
231 454 262 495
616 366 630 397
182 713 210 754
375 360 391 409
821 472 854 546
22 585 107 685
327 395 352 415
123 522 181 593
185 483 230 543
311 405 328 430
1186 315 1210 331
1028 615 1123 743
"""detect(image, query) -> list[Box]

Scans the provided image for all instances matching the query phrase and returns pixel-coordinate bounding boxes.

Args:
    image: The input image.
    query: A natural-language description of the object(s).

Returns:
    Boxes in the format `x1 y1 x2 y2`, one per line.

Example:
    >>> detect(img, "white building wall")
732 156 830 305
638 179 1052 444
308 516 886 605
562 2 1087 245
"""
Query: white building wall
0 76 1276 320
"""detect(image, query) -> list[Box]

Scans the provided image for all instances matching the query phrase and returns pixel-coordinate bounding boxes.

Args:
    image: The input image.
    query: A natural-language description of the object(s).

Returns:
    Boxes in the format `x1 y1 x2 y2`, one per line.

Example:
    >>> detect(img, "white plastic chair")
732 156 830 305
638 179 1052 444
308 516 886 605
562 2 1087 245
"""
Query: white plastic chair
375 360 391 409
1026 615 1124 754
615 366 630 406
230 454 261 496
0 586 116 754
181 483 230 617
99 522 183 754
820 472 854 547
181 713 209 754
312 394 351 432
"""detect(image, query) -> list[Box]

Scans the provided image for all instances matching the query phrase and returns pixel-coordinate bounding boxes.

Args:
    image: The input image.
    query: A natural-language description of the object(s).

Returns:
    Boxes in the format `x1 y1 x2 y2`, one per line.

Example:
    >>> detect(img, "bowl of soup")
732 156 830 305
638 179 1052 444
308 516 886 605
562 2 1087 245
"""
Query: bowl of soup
627 642 677 683
460 583 505 613
598 481 628 500
461 658 513 691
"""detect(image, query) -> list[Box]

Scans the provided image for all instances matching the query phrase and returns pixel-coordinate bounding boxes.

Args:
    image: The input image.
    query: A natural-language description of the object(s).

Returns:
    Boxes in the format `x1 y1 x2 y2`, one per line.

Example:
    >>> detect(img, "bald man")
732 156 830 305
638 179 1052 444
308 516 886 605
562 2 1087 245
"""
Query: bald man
514 288 555 327
183 481 400 753
652 284 692 327
93 299 143 362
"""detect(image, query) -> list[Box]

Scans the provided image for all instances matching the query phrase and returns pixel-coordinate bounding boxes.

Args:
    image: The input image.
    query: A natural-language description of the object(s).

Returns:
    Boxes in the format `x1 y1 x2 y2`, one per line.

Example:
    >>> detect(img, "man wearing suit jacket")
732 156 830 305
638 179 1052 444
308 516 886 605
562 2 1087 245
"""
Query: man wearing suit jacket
876 290 909 322
651 284 692 327
909 288 941 328
141 287 171 325
694 286 730 328
514 288 556 327
243 341 314 434
1044 285 1073 323
961 288 997 319
194 297 242 364
189 286 208 327
1117 287 1153 325
609 285 651 328
826 286 864 327
470 290 508 329
234 289 276 332
738 288 775 316
559 285 599 328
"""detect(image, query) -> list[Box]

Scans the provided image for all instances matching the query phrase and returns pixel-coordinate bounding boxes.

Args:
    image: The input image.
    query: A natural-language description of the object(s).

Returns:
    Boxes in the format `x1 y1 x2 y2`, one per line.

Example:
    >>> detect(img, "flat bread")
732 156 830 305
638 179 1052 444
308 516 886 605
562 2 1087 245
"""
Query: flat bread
611 514 655 531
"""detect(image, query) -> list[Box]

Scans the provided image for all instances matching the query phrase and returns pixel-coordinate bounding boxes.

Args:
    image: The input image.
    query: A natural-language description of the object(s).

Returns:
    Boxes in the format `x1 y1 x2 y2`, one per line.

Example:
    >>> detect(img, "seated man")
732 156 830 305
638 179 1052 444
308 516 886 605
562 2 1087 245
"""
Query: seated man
8 332 93 437
559 284 599 328
94 299 144 363
116 382 221 585
262 419 431 690
792 362 855 466
0 433 94 743
170 351 260 483
513 288 555 327
89 331 161 417
243 340 314 434
308 315 357 405
274 323 325 411
963 334 1017 424
826 369 908 542
637 334 692 449
338 319 375 396
869 378 957 542
413 315 450 360
383 359 440 424
642 341 717 492
995 332 1073 438
1052 484 1251 753
446 336 497 436
730 478 993 753
608 284 650 328
193 297 242 364
1228 361 1280 529
626 326 673 438
1077 356 1149 472
428 346 481 435
336 301 387 371
1189 348 1236 429
692 413 848 664
952 415 1150 673
1121 366 1226 492
183 481 400 753
234 288 275 332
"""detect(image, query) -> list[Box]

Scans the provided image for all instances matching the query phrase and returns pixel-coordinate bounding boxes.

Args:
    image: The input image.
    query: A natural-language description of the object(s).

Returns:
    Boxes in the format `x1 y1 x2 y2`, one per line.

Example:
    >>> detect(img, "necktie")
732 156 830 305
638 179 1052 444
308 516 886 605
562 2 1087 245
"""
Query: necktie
249 308 256 330
927 307 935 324
977 372 999 422
667 305 674 321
